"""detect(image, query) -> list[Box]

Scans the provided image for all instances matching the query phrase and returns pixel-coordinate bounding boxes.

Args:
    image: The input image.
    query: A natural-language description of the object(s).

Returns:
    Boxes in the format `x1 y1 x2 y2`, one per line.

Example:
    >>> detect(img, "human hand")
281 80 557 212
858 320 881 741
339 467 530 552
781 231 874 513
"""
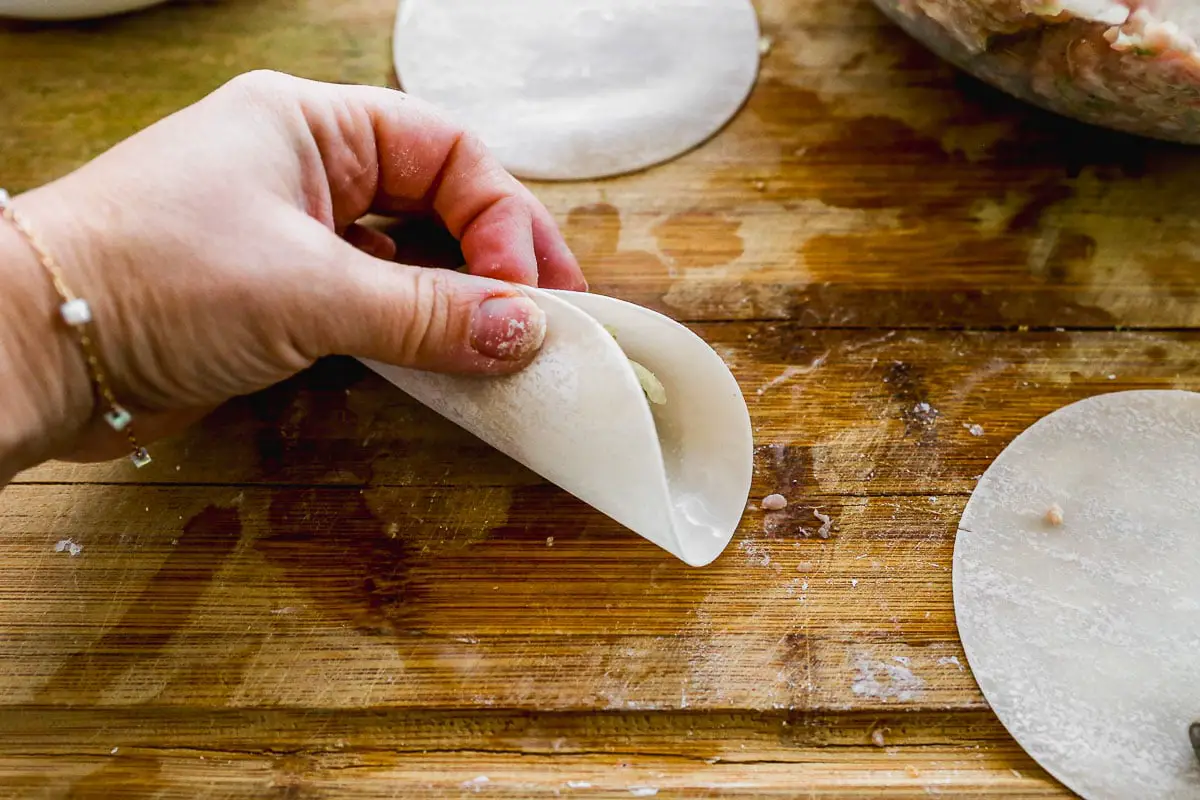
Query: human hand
1 70 585 473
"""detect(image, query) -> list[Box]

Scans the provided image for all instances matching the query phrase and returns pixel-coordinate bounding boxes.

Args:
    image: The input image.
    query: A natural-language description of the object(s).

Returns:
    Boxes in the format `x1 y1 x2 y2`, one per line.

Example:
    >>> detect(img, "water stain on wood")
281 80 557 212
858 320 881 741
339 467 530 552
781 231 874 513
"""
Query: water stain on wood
756 443 816 494
563 203 669 296
755 443 822 540
34 504 244 705
366 485 511 555
705 47 1200 328
737 78 830 135
66 755 167 799
652 211 745 269
1035 231 1097 286
564 203 623 260
749 324 833 366
271 753 323 798
883 362 939 442
1005 181 1074 234
245 357 377 485
781 264 1118 330
779 630 816 685
801 116 959 212
257 488 414 637
1139 249 1200 303
482 483 604 556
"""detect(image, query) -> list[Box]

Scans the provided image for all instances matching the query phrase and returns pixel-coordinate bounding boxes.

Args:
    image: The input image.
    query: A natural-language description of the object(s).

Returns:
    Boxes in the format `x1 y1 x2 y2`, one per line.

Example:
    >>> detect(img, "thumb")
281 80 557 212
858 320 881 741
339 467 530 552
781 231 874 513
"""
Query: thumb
303 237 547 374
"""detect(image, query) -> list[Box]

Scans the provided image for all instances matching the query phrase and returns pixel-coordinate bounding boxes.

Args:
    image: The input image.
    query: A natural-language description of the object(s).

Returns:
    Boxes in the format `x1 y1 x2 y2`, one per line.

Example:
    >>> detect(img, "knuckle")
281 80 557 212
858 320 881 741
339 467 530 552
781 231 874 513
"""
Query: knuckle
456 131 498 175
399 269 455 361
223 69 294 104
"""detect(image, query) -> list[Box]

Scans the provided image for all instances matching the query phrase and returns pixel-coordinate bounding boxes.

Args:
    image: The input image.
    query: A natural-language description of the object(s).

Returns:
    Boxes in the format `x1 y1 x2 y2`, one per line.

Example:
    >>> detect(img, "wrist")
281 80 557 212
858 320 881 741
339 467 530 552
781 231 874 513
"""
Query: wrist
0 186 97 480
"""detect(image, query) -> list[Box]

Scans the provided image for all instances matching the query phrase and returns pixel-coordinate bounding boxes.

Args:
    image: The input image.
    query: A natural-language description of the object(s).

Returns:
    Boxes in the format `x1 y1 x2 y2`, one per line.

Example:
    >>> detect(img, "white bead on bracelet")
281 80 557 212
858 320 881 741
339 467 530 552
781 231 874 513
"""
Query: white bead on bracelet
0 188 150 468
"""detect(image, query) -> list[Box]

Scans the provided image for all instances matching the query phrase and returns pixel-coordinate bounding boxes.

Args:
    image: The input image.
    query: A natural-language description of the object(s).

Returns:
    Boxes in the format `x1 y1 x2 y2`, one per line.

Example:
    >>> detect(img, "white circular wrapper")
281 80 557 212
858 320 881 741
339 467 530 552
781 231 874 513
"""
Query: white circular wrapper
955 390 1200 799
392 0 761 180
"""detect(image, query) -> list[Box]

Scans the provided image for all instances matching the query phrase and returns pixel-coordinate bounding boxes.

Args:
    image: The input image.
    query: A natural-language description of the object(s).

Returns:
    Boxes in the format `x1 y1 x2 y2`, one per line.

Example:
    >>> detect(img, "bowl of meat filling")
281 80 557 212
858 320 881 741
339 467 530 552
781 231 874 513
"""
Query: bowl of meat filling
871 0 1200 143
0 0 166 20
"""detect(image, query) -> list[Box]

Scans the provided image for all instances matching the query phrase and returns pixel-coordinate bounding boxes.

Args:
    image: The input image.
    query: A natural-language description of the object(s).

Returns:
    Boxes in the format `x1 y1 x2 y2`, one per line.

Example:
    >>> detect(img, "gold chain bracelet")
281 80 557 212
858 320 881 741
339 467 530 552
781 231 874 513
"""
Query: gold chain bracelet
0 189 150 468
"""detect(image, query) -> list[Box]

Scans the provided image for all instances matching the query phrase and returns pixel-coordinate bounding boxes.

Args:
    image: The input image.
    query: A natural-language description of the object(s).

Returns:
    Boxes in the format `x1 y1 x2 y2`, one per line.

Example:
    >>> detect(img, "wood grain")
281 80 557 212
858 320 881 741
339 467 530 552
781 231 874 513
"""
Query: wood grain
17 330 1199 491
0 483 967 708
4 0 1200 795
0 709 1061 799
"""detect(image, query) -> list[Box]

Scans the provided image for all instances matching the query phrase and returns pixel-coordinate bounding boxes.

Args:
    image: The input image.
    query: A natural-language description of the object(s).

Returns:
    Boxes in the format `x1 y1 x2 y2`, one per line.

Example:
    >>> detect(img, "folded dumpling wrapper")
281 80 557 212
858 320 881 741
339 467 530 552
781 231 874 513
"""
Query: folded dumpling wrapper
361 289 753 566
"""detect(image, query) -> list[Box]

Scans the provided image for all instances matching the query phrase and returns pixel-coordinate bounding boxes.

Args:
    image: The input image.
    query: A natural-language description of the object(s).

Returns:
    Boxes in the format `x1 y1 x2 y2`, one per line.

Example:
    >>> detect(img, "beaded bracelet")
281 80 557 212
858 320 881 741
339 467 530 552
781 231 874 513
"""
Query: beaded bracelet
0 189 150 468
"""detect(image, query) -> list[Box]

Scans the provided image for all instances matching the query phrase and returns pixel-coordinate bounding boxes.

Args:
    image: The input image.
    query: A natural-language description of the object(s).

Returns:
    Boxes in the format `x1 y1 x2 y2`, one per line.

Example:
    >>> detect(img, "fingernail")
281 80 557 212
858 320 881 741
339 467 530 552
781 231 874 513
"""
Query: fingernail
470 295 546 361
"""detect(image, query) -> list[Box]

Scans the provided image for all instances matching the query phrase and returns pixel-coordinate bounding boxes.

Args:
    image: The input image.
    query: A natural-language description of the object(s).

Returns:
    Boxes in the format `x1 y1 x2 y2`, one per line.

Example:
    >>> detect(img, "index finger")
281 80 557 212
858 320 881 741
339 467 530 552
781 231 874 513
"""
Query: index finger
298 78 586 291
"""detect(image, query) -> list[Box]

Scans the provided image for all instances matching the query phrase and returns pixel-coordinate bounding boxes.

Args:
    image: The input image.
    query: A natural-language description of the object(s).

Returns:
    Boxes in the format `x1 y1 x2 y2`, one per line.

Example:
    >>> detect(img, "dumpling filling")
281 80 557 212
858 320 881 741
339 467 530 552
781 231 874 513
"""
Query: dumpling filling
605 326 667 406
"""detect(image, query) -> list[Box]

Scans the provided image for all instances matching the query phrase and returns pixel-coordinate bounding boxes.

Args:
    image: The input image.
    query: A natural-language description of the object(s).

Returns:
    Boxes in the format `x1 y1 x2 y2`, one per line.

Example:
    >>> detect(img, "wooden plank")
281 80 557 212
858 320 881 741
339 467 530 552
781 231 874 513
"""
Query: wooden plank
0 751 1062 799
0 484 970 711
0 707 1027 751
0 709 1062 798
15 329 1199 488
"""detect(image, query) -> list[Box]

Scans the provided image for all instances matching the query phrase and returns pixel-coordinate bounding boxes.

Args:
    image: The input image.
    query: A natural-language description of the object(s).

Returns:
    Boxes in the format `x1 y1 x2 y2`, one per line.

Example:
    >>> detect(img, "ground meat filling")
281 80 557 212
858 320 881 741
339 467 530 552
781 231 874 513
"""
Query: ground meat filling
874 0 1200 143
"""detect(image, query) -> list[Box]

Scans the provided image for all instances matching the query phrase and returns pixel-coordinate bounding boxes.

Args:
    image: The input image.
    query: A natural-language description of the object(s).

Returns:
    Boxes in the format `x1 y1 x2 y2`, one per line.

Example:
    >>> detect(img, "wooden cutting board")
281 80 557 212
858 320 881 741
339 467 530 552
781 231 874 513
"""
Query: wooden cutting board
3 0 1199 796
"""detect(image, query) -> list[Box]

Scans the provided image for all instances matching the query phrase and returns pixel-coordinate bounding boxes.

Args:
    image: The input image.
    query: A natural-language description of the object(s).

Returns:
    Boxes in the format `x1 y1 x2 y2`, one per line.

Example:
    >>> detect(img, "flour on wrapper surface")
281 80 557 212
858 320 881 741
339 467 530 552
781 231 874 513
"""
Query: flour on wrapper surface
363 289 754 567
392 0 762 180
954 390 1200 799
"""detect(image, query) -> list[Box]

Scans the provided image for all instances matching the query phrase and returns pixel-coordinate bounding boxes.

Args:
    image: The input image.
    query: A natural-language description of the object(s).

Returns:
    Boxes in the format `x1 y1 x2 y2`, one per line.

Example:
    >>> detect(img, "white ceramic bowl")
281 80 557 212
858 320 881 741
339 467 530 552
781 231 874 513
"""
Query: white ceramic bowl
872 0 1200 144
0 0 166 20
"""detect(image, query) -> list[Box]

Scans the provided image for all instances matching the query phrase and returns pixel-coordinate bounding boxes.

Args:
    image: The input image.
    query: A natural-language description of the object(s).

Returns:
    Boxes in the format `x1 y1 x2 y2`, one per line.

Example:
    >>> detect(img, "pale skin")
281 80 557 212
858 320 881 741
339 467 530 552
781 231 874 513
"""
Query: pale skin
0 70 587 485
